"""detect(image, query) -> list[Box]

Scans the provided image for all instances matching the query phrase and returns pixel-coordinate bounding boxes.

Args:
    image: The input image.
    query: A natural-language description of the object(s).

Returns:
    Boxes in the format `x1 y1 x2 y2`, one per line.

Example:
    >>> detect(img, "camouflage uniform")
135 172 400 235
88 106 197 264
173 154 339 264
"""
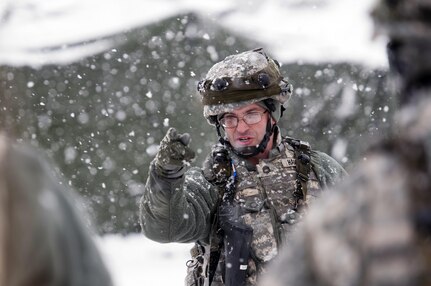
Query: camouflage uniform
140 49 346 286
260 1 431 286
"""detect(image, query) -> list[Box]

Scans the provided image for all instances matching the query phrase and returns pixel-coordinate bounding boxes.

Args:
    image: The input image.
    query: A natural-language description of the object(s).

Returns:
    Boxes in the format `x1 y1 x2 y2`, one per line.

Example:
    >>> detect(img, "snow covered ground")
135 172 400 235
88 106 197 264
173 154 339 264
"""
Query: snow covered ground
96 234 192 286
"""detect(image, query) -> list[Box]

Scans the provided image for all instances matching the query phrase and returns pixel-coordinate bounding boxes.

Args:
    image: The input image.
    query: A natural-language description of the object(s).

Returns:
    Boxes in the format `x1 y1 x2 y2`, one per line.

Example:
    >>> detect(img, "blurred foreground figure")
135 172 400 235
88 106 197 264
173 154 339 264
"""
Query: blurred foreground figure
260 1 431 285
0 134 113 286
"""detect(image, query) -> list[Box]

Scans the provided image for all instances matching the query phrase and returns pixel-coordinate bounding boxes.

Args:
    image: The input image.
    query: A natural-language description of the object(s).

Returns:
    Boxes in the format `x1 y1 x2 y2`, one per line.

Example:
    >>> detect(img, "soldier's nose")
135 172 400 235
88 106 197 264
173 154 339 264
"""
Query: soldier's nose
236 118 249 132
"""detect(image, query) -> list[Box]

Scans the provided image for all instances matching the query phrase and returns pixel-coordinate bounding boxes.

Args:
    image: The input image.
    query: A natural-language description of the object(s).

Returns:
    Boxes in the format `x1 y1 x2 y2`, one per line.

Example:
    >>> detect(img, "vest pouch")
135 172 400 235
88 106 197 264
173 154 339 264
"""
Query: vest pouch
235 188 265 213
241 210 278 263
242 196 265 212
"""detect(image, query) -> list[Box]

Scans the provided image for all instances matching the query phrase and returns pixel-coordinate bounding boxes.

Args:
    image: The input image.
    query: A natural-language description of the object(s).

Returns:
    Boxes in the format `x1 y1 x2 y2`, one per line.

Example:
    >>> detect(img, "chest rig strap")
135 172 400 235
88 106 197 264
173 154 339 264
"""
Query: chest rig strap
283 137 312 206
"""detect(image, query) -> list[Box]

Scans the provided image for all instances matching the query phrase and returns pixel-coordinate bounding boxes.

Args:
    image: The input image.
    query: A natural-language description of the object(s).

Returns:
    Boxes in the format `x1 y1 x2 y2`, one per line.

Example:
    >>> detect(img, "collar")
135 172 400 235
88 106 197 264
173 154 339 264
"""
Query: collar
232 126 284 171
268 126 283 159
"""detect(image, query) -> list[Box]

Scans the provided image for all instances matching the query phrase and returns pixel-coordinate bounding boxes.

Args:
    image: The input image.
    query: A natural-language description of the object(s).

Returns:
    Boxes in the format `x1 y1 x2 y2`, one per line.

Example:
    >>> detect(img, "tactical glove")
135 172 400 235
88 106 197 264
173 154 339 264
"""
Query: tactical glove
202 144 232 186
155 128 195 175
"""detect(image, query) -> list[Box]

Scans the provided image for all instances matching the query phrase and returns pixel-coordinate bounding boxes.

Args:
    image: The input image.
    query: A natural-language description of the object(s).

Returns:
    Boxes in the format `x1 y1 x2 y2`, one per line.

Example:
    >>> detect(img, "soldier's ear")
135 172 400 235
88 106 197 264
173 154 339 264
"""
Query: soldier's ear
267 112 276 124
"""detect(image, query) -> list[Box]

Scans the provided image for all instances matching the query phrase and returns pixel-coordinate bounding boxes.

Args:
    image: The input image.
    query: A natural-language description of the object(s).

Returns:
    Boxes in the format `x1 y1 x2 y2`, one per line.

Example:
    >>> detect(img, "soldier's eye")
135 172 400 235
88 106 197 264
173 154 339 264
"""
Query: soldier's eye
244 112 263 124
221 116 237 127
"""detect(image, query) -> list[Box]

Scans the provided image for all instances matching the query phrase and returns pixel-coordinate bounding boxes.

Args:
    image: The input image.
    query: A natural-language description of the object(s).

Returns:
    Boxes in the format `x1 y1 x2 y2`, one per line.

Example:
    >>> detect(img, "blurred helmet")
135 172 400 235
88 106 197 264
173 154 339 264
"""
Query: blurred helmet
371 0 431 103
371 0 431 39
198 48 292 125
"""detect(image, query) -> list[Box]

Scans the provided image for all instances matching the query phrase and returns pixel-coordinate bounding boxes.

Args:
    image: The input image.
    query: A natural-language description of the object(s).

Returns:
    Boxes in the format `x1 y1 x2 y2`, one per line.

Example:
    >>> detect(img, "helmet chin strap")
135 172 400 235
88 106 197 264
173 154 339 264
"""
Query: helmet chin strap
216 119 276 159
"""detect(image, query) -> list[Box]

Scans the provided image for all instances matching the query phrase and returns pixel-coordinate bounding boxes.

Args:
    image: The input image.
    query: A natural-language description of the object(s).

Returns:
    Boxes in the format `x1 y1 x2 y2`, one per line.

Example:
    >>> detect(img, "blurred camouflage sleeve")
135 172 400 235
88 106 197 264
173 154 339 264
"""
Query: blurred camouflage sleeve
261 181 362 286
139 160 219 243
260 221 316 286
310 150 347 188
261 152 425 286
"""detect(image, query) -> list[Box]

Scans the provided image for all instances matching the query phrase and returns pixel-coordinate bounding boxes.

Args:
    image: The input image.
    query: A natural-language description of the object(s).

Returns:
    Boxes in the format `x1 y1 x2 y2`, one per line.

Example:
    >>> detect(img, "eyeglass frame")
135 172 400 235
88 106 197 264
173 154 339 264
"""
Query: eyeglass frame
219 110 269 128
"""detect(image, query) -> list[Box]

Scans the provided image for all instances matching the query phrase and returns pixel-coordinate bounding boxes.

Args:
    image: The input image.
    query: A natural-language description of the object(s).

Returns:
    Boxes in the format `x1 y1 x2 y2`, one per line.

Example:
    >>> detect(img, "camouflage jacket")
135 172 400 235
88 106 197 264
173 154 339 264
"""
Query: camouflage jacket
140 137 346 285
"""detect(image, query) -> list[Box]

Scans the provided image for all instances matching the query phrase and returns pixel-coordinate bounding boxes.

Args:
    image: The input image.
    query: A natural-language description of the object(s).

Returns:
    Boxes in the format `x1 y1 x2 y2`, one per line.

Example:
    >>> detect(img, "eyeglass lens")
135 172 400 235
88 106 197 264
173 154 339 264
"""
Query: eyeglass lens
220 111 266 128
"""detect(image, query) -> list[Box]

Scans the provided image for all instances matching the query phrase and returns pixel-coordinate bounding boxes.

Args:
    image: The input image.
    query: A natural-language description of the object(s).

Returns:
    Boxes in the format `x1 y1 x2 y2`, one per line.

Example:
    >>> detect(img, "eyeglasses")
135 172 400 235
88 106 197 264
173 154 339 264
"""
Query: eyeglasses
219 110 268 128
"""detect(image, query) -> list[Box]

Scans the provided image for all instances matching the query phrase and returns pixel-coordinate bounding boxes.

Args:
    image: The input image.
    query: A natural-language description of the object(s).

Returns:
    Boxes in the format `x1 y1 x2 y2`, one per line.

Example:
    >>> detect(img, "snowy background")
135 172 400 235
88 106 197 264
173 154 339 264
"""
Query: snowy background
0 0 387 285
0 0 386 67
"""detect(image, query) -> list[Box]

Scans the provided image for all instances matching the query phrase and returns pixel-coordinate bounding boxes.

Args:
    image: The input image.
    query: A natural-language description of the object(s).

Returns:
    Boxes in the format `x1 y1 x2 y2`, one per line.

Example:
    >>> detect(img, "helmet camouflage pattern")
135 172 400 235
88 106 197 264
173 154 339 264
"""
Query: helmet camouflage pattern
198 48 292 124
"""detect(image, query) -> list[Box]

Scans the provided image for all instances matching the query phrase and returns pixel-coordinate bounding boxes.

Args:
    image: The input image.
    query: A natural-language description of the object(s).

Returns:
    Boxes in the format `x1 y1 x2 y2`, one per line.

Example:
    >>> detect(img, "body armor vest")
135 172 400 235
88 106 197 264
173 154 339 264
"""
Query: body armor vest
230 140 321 285
186 139 323 286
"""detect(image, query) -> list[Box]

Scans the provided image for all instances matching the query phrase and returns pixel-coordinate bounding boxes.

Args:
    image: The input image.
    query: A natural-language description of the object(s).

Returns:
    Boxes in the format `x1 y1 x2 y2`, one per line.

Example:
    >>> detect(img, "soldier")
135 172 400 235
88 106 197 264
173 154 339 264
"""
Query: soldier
139 48 346 286
260 1 431 286
0 134 113 286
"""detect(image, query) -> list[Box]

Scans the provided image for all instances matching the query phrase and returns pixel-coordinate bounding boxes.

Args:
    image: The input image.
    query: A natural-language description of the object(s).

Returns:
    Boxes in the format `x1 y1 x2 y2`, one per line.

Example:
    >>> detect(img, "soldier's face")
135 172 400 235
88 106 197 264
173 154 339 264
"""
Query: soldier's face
221 103 274 151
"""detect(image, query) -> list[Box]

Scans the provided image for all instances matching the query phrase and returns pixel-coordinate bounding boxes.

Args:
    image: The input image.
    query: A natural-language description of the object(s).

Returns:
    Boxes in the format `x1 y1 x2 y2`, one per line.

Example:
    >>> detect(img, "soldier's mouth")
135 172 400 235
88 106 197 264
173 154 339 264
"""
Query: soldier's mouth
237 137 253 145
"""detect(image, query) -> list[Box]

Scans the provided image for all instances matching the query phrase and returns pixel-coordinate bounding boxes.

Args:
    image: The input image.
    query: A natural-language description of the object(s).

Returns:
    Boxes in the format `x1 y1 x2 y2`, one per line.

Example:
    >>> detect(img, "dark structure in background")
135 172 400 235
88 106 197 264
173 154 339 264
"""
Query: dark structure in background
261 1 431 285
0 134 113 286
0 13 392 233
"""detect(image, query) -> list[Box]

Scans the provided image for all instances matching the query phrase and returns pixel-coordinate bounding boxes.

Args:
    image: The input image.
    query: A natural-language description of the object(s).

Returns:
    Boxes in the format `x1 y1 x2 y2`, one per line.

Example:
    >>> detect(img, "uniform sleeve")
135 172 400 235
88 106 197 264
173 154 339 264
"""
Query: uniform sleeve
310 150 347 188
139 160 219 243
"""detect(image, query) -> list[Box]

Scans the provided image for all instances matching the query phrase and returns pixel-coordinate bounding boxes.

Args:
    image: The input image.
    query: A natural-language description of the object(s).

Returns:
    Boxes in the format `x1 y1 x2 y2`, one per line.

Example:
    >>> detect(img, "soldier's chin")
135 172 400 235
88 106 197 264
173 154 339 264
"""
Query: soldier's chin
233 146 259 157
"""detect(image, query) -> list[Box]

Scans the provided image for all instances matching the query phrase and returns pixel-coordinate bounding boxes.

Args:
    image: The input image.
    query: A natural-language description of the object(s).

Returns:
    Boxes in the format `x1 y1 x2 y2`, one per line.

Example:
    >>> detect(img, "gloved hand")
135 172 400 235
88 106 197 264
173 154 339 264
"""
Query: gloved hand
202 145 232 186
155 128 195 172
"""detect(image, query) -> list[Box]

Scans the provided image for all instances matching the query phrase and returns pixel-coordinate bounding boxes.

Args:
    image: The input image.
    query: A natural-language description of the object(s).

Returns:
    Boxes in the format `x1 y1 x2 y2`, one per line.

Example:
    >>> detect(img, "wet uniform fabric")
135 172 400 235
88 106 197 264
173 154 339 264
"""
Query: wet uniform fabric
140 138 346 285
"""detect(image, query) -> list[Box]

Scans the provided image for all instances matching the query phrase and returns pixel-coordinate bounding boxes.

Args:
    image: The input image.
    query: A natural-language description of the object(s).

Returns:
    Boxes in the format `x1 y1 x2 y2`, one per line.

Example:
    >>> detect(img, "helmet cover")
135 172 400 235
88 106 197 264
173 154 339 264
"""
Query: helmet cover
198 48 292 124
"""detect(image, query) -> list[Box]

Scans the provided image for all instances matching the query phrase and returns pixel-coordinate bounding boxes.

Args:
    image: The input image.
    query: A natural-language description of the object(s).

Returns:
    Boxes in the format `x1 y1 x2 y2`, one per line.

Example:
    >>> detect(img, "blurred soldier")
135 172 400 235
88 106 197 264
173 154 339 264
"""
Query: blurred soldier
0 134 113 286
260 1 431 285
140 48 346 286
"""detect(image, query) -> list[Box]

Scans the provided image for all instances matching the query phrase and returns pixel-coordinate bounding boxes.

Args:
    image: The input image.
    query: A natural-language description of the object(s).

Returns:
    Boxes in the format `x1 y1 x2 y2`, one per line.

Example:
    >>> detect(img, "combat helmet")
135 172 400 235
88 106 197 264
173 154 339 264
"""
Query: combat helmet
371 0 431 103
198 48 292 124
197 48 292 158
371 0 431 39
